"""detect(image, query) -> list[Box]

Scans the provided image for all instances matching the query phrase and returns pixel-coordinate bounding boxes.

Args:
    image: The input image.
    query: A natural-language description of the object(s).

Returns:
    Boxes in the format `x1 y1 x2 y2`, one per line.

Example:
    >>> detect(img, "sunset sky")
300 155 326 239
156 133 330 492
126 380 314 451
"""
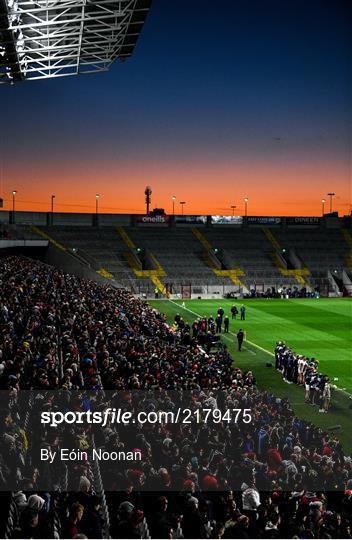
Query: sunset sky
0 0 351 216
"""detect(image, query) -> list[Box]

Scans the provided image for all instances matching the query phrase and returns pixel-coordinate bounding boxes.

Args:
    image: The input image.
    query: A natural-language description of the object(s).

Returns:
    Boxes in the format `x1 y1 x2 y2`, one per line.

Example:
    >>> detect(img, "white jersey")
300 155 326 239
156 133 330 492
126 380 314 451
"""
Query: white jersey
298 358 306 374
323 383 331 399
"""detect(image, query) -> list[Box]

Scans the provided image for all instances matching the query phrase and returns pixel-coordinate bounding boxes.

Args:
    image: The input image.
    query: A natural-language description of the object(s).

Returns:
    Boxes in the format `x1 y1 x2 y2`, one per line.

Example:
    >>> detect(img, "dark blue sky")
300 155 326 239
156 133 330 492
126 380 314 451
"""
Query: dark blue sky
1 0 351 215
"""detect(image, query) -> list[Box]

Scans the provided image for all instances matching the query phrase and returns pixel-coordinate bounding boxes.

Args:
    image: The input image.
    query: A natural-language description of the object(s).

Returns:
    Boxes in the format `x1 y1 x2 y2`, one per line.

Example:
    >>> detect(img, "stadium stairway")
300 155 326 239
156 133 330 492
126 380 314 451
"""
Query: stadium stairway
123 227 228 288
191 227 246 286
199 226 294 289
31 225 115 281
262 227 311 286
30 225 67 252
116 226 170 297
273 227 348 293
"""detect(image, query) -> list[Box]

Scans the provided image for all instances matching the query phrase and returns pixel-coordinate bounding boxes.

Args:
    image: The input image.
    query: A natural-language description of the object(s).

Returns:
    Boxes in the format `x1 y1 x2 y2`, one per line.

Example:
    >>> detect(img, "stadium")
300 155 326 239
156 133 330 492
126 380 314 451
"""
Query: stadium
0 0 351 539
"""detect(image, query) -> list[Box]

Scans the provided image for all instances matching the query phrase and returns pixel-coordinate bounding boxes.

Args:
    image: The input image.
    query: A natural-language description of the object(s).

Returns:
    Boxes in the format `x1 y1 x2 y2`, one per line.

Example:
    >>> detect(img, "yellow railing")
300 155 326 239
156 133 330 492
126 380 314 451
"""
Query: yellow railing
118 227 168 296
30 225 67 251
192 227 245 285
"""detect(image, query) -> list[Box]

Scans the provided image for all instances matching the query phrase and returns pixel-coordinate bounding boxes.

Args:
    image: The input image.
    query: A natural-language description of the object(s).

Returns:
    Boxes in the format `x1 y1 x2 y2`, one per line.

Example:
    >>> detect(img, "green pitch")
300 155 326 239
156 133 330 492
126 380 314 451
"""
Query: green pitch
149 298 352 452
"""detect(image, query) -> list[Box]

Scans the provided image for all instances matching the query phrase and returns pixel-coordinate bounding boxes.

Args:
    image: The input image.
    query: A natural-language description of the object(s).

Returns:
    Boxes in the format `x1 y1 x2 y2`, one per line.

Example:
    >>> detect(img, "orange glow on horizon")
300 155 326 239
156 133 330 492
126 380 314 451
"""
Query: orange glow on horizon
1 159 350 217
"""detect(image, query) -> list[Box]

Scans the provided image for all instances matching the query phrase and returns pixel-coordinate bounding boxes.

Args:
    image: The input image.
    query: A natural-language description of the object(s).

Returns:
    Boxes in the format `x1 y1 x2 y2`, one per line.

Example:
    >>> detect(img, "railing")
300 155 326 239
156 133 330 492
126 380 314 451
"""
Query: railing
91 435 111 538
88 375 111 537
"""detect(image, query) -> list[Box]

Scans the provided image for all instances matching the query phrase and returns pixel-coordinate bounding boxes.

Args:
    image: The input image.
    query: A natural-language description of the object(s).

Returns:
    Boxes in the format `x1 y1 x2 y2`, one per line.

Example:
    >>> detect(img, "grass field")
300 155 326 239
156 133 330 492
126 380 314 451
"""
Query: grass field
149 298 352 452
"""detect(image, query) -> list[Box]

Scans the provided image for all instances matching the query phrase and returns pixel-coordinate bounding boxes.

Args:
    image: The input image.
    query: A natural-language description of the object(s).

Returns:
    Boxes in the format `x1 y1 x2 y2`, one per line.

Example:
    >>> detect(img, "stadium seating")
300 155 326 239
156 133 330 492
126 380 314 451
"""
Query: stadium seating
202 227 300 289
126 227 230 284
40 226 136 289
275 228 348 289
26 222 352 297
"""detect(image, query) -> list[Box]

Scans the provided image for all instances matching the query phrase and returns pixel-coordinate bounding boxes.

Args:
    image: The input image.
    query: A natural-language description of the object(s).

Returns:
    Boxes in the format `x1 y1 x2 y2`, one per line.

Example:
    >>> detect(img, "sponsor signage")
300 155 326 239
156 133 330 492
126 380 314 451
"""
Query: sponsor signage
286 216 320 225
175 215 207 224
136 214 169 224
247 216 281 225
211 215 243 225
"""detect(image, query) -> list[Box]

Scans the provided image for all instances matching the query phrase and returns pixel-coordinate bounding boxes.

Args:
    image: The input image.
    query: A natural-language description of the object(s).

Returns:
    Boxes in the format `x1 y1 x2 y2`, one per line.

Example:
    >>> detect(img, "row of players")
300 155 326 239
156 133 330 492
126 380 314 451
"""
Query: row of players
275 342 331 413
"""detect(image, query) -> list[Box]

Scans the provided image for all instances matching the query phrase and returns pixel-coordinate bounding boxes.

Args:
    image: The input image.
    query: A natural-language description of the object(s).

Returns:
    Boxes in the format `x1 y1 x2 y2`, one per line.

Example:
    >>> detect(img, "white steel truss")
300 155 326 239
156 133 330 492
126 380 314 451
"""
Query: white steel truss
0 0 151 83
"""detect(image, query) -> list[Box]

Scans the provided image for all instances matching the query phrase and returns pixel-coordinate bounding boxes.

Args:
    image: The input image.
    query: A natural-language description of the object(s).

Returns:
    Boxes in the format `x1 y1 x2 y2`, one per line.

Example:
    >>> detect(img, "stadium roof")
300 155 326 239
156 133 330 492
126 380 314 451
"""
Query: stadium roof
0 0 152 83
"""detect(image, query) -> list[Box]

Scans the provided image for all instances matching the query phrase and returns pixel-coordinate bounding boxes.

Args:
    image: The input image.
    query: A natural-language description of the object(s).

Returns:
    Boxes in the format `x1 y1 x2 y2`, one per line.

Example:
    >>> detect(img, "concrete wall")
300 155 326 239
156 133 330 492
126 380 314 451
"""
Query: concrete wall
0 210 350 229
0 211 132 226
0 240 48 248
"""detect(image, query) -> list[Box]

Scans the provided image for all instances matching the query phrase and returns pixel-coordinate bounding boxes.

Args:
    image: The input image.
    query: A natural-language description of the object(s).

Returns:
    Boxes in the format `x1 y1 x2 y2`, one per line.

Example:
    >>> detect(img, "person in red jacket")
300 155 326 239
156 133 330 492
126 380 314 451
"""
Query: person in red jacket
267 445 283 472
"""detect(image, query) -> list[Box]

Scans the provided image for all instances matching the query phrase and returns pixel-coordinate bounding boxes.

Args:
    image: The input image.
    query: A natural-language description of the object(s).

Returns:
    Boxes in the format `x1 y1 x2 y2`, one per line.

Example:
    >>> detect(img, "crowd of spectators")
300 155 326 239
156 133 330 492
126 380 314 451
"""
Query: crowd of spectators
0 255 351 539
244 287 318 300
275 343 332 413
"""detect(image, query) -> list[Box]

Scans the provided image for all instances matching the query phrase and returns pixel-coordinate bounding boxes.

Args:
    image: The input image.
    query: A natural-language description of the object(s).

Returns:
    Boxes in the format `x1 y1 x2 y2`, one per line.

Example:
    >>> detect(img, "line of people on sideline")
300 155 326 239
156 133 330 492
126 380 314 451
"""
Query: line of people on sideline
275 342 332 413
